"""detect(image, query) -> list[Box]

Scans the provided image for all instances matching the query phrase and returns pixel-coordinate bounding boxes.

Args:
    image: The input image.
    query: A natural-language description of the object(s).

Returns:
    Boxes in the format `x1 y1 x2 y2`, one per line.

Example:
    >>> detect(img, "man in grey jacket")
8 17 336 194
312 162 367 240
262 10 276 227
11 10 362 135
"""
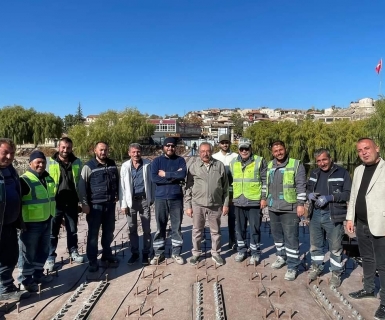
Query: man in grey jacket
120 143 154 266
267 140 307 281
185 142 229 266
346 138 385 320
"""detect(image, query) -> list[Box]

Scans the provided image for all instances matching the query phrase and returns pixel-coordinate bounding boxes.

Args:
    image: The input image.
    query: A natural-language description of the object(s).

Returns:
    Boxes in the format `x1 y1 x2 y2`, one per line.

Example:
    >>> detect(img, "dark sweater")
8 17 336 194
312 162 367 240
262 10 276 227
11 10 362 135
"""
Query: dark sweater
151 154 187 199
355 162 379 225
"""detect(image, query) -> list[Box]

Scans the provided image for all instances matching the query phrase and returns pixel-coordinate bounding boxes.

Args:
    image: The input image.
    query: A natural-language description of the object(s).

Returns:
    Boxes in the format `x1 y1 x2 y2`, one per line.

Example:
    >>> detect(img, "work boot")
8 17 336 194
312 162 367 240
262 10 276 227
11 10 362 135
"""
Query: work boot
71 251 84 263
348 289 376 299
234 252 246 263
127 253 140 265
88 262 99 273
20 283 39 293
284 269 298 281
374 304 385 320
212 255 225 266
34 275 53 284
150 254 165 265
329 272 342 288
0 285 31 301
308 264 323 281
271 256 286 269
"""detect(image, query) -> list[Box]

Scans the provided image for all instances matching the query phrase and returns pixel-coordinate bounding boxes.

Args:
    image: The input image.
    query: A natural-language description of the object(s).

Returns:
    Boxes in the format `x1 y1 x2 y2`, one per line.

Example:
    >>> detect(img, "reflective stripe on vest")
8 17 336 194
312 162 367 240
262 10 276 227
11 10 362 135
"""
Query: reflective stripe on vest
230 155 262 200
48 158 81 193
21 171 56 222
267 158 299 204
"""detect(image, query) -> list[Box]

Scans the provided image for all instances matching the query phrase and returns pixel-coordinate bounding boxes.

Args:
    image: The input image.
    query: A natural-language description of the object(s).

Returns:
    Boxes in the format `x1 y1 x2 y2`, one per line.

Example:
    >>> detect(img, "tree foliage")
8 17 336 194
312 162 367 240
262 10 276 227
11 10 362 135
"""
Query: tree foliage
230 113 244 136
63 103 85 132
367 98 385 153
68 108 155 161
0 105 63 146
244 119 369 164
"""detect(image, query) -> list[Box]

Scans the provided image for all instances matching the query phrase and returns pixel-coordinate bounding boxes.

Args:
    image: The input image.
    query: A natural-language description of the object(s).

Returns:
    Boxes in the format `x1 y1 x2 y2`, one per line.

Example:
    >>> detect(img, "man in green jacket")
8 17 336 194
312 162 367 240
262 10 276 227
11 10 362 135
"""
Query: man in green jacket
185 142 229 266
45 137 83 271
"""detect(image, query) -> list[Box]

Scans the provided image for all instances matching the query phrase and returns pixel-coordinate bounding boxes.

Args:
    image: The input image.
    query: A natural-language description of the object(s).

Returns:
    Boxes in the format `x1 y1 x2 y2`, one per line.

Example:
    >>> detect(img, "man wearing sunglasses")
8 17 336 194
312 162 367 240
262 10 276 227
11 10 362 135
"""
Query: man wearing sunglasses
150 137 187 265
212 134 238 250
229 142 267 265
266 140 307 281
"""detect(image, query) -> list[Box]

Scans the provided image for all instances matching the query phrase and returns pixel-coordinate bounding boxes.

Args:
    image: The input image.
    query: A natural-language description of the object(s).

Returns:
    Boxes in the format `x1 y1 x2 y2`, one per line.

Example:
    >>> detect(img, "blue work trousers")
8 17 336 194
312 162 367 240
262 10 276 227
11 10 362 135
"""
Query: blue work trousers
153 198 183 256
86 202 116 264
309 209 344 273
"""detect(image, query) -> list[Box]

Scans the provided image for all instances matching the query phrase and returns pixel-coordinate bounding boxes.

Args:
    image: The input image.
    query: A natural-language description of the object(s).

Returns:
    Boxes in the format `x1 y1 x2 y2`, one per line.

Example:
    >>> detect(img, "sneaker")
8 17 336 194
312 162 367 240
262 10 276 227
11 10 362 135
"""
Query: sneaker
20 283 39 293
249 254 260 265
284 269 298 281
349 289 376 299
272 256 286 269
172 254 185 265
34 275 53 284
308 264 323 281
127 253 140 265
88 262 99 273
189 255 200 265
375 304 385 320
71 251 84 263
45 259 55 272
234 252 246 263
0 286 31 301
142 254 149 266
150 254 165 265
212 255 225 266
329 272 341 288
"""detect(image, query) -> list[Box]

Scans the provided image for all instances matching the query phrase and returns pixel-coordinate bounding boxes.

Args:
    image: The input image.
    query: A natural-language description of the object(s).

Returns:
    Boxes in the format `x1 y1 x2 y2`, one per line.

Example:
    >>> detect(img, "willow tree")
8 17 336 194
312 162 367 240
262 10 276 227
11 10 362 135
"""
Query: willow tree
29 113 63 147
68 108 155 161
366 98 385 155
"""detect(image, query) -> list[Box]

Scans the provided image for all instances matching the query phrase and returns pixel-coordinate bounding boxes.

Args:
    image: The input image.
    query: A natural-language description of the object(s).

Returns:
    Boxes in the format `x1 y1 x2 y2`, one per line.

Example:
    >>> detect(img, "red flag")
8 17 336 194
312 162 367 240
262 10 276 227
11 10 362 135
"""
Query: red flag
375 58 382 74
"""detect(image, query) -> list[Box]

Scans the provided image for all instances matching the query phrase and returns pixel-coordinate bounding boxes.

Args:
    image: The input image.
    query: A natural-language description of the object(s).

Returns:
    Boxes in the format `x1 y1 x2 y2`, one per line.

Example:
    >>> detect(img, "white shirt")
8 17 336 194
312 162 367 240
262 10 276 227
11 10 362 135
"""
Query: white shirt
212 151 238 166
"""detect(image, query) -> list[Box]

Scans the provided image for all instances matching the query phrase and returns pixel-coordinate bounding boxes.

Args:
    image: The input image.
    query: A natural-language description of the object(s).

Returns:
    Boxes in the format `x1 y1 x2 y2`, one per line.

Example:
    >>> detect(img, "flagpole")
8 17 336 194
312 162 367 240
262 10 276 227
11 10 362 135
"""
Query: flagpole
380 58 383 97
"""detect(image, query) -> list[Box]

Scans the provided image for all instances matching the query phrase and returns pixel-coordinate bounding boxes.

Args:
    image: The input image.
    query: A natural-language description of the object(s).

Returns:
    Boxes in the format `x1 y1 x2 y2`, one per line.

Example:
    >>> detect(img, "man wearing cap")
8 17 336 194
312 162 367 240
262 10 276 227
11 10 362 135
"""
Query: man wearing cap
266 140 307 281
18 150 56 292
229 141 267 265
45 137 83 272
78 142 119 273
0 138 30 301
212 134 238 249
150 137 187 265
120 143 155 266
185 142 229 266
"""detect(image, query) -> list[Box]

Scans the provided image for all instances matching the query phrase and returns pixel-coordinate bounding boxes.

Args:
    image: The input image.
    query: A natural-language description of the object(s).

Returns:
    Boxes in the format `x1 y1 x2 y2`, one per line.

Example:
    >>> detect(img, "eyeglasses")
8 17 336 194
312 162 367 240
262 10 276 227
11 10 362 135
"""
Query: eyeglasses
239 148 250 152
165 144 176 148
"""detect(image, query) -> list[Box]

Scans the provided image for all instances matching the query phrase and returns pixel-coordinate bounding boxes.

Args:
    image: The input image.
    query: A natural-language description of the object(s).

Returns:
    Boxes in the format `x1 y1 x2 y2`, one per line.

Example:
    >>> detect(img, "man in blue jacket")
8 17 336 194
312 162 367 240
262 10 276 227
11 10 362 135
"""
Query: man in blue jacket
307 148 351 287
150 137 187 265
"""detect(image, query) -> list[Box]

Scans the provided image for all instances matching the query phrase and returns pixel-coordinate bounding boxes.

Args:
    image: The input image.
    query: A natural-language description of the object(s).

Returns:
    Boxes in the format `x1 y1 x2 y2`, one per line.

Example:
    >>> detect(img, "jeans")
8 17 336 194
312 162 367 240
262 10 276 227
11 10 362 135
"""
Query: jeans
0 224 18 293
192 206 222 257
127 199 151 255
309 209 344 273
228 204 236 244
269 210 300 270
235 206 262 256
153 198 183 256
18 218 51 285
48 205 79 260
356 220 385 305
86 202 116 264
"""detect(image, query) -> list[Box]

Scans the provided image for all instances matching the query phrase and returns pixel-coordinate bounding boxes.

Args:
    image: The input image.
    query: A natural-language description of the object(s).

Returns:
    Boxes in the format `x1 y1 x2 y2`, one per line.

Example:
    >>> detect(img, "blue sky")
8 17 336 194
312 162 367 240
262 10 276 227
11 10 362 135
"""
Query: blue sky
1 0 384 117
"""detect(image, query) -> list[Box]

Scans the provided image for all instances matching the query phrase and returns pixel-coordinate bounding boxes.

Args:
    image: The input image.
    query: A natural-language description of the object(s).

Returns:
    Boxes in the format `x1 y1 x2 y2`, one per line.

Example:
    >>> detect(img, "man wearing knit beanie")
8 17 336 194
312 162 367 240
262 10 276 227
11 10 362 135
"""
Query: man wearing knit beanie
18 150 56 292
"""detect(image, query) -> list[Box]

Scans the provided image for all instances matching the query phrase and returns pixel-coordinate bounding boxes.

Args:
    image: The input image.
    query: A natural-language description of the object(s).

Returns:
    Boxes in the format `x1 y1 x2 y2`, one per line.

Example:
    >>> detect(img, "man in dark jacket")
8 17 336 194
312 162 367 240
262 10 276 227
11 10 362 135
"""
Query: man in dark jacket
150 137 187 265
45 137 83 271
78 142 119 272
307 148 351 287
0 138 30 301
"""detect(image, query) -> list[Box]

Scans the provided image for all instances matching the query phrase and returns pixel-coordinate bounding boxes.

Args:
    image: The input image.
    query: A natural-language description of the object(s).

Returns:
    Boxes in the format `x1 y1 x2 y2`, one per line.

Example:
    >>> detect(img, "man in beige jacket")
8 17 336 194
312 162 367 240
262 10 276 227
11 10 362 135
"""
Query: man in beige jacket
346 138 385 320
185 142 229 266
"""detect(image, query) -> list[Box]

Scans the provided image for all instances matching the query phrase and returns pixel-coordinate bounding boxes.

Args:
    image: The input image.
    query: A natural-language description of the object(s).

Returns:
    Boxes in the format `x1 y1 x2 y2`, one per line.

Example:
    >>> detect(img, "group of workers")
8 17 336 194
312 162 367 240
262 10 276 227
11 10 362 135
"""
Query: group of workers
0 135 384 319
